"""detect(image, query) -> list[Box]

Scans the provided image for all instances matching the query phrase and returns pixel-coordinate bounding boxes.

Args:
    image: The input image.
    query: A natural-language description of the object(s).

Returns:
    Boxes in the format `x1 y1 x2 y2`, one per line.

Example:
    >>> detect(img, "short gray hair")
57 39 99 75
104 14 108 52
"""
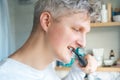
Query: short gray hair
32 0 92 30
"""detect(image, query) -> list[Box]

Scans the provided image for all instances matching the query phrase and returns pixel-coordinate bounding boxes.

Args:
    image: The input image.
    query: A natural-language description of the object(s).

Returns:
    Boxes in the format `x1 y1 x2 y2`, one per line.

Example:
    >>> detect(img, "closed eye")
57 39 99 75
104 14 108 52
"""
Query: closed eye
72 27 79 32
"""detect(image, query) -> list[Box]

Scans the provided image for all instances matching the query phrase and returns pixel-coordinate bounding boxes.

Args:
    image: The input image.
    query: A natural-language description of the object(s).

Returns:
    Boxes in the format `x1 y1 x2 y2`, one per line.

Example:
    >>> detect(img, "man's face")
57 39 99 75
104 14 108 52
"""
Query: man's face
46 12 90 63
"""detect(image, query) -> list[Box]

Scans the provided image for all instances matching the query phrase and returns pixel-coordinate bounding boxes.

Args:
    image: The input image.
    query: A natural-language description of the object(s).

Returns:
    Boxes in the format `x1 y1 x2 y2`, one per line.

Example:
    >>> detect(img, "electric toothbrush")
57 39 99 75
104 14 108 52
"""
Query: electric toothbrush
72 47 87 67
73 47 88 80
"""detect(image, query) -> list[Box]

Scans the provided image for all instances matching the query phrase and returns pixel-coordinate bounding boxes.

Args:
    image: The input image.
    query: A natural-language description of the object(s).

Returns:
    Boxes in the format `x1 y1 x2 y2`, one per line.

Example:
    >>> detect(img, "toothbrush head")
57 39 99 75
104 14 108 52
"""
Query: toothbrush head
75 47 85 57
73 47 87 67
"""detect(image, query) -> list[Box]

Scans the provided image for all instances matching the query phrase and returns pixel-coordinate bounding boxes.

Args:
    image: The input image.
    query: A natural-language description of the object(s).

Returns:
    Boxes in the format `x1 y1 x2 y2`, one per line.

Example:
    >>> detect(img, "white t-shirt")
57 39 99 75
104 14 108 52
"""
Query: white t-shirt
0 58 85 80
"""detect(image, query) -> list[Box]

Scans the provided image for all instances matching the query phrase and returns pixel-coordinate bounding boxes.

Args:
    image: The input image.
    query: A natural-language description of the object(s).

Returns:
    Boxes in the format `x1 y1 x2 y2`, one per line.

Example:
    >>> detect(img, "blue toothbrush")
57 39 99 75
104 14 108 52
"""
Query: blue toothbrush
73 47 87 67
73 48 88 79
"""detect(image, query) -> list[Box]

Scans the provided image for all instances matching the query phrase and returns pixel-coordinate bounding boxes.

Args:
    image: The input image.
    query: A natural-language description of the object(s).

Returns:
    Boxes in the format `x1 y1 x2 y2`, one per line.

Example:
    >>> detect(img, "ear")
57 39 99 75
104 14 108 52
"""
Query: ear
40 12 52 32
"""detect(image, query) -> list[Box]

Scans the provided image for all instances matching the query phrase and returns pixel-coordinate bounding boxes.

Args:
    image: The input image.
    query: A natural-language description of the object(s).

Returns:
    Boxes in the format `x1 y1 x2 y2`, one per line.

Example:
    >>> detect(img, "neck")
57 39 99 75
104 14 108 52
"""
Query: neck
10 30 54 70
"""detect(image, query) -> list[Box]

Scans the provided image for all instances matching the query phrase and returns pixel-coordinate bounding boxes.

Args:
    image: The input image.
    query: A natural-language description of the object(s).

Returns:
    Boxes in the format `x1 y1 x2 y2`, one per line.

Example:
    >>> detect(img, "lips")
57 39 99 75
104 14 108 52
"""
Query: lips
68 46 74 52
67 46 75 58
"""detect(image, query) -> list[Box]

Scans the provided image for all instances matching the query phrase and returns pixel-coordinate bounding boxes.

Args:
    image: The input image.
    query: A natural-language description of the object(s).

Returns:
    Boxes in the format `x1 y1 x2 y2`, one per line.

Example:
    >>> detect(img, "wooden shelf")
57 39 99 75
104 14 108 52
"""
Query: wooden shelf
55 66 120 72
97 67 120 72
91 22 120 27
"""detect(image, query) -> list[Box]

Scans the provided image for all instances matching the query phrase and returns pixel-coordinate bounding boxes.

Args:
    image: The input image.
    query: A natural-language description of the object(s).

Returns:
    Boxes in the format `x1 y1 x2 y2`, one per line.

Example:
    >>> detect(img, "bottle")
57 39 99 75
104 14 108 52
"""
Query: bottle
101 4 108 22
109 50 115 60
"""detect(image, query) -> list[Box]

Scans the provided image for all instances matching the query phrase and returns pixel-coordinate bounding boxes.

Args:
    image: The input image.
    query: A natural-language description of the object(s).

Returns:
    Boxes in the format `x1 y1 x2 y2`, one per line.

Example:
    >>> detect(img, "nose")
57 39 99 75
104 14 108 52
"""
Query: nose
76 34 86 48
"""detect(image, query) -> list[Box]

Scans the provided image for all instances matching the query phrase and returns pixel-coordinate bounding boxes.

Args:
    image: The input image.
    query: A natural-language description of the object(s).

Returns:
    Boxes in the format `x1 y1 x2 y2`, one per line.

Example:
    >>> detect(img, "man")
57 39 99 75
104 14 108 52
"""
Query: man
0 0 97 80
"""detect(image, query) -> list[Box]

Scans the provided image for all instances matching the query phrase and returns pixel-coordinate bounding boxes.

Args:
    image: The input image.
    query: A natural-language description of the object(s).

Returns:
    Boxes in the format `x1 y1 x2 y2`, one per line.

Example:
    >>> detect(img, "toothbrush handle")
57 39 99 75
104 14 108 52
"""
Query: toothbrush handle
77 56 88 79
77 55 87 67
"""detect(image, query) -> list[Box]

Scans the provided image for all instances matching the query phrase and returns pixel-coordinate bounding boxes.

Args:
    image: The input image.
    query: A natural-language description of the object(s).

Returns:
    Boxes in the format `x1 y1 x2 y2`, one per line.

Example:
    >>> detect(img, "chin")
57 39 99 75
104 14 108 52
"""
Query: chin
56 52 72 63
63 58 71 64
64 55 72 63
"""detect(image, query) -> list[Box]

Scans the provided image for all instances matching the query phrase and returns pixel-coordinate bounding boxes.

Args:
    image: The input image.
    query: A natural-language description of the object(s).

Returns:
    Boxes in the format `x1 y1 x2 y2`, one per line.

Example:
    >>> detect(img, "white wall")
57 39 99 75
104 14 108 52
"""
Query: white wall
104 0 120 9
8 0 36 49
8 0 16 52
14 1 35 49
8 0 120 59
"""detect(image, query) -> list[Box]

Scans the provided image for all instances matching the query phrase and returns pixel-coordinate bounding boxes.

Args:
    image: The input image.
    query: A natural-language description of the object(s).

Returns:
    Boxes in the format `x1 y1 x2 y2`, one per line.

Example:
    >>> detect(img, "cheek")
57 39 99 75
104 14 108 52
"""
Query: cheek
49 27 77 46
50 28 67 46
48 26 71 50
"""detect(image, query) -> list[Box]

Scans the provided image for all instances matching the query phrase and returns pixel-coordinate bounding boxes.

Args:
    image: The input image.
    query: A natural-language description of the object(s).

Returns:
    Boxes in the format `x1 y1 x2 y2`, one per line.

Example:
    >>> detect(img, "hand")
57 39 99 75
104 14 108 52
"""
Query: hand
75 54 98 74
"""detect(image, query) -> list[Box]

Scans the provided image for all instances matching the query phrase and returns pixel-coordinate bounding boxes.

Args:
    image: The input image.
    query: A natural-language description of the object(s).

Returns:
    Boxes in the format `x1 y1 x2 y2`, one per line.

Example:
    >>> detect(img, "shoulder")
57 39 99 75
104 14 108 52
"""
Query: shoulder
0 59 13 80
0 58 12 68
0 58 14 72
0 58 8 69
0 58 19 75
0 58 29 80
